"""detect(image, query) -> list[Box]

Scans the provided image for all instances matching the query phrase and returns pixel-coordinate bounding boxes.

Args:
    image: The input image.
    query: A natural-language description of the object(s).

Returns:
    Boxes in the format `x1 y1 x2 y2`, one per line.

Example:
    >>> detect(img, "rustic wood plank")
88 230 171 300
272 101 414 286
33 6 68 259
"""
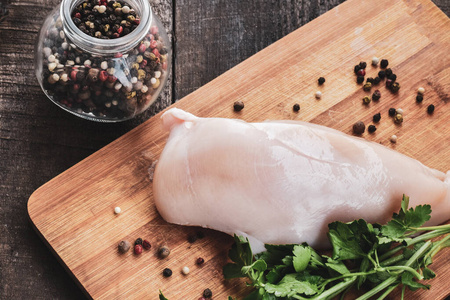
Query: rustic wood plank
0 0 172 299
27 0 450 299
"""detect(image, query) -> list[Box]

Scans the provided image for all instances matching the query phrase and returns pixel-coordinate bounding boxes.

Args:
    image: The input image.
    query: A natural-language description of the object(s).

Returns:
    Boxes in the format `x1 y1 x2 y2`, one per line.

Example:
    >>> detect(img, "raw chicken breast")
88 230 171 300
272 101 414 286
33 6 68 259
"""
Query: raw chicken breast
153 108 450 253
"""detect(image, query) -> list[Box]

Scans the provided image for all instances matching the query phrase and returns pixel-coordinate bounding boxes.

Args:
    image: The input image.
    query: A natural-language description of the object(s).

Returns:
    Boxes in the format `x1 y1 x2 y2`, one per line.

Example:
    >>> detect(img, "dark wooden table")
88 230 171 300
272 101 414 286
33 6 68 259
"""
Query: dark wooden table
0 0 449 299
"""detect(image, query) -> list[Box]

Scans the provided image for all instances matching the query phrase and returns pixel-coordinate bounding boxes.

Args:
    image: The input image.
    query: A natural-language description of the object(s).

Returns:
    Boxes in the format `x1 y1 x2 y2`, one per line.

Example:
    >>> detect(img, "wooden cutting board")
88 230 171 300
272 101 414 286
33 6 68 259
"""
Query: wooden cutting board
28 0 450 299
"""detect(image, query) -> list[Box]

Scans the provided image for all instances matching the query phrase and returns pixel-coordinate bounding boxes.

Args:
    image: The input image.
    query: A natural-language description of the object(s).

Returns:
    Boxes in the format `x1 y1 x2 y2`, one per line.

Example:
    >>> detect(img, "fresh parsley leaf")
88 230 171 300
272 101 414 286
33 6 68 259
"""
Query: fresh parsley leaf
401 272 430 291
328 219 377 260
422 267 436 280
265 265 285 284
325 257 350 275
256 244 296 266
228 235 254 267
381 195 432 240
292 245 311 272
223 263 244 279
241 259 267 275
264 274 318 297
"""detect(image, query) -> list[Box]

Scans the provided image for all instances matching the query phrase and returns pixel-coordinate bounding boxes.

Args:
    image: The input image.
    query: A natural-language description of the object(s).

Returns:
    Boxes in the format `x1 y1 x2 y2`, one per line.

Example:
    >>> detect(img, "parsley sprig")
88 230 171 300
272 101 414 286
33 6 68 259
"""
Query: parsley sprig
223 195 450 299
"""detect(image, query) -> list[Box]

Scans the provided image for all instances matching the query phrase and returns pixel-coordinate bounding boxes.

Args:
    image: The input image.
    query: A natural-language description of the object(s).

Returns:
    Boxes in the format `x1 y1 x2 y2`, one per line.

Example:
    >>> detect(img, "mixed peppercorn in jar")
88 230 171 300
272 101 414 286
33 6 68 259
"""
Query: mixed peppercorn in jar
35 0 171 121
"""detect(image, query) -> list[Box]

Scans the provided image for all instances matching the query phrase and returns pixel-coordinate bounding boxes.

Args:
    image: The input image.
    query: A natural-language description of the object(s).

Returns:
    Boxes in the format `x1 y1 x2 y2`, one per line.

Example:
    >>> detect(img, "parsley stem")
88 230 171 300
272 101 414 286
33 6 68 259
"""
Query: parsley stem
380 254 404 266
355 276 398 300
383 266 423 280
409 224 450 232
312 278 357 300
376 283 399 300
423 234 450 262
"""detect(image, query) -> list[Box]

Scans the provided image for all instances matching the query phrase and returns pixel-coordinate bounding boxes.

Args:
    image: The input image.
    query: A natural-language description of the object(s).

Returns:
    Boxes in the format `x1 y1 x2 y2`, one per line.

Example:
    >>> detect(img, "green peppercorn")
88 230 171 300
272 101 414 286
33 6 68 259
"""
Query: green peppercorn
353 121 365 135
363 82 372 92
390 82 400 93
363 96 371 105
394 113 403 124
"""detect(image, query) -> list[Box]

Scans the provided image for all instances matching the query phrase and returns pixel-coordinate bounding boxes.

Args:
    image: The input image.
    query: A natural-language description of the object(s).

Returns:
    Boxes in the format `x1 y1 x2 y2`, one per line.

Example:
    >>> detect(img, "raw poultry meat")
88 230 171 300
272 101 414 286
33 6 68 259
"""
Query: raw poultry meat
153 108 450 253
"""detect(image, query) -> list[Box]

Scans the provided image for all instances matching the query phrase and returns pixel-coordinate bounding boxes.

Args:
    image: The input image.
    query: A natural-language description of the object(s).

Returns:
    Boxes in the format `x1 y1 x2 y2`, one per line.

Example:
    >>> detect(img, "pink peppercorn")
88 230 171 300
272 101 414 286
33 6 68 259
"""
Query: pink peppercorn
149 40 158 49
196 257 205 265
134 244 143 255
152 48 160 57
138 43 146 53
117 26 123 34
74 12 81 18
70 70 78 81
99 71 108 82
143 240 151 250
114 52 123 58
357 69 366 76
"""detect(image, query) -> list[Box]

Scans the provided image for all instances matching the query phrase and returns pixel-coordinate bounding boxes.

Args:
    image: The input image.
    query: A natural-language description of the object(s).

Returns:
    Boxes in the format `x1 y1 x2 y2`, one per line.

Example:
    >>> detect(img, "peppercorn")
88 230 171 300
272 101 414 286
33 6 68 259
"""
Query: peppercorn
372 90 381 101
390 82 400 93
394 113 403 124
158 246 170 258
416 94 423 103
427 104 435 114
196 257 205 265
363 82 372 91
389 108 396 116
380 59 389 69
233 101 244 112
318 77 325 85
390 135 398 143
388 74 397 81
373 113 381 123
366 77 374 84
134 244 143 255
118 240 131 253
134 238 143 245
203 288 213 298
418 87 425 94
359 61 367 69
162 268 172 277
356 76 365 84
353 121 365 135
181 266 190 275
368 125 377 133
385 68 393 77
362 96 371 105
354 65 361 74
142 240 151 250
385 79 393 88
378 70 386 79
315 91 322 99
372 57 379 66
188 234 197 243
373 77 381 85
293 103 300 112
357 69 366 77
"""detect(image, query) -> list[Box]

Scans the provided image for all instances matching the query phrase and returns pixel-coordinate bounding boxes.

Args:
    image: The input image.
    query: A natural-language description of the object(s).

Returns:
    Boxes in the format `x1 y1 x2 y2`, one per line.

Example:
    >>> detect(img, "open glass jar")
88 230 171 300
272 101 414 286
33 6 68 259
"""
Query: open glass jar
35 0 171 122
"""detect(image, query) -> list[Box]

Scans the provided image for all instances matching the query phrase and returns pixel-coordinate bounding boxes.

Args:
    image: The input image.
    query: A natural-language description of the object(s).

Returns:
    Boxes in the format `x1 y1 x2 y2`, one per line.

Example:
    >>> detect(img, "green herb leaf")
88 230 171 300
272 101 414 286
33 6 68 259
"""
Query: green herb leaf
159 290 168 300
293 245 311 272
228 235 254 267
401 272 430 291
223 263 245 279
264 274 318 297
422 267 436 280
325 257 350 275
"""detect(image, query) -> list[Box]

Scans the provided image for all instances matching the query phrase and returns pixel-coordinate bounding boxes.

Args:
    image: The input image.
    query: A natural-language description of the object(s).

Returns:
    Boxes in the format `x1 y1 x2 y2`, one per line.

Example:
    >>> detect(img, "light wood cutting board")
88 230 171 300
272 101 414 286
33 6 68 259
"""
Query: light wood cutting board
28 0 450 299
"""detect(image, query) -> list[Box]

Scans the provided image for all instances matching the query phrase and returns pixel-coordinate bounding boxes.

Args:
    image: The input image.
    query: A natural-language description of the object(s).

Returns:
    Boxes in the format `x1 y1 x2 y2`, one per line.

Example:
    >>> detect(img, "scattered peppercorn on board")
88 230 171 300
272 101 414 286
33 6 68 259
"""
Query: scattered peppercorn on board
28 0 449 299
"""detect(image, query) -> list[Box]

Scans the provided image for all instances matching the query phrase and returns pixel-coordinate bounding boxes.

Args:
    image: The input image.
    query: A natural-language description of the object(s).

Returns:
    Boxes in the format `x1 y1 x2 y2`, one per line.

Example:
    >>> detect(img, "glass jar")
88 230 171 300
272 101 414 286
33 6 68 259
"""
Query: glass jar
35 0 171 122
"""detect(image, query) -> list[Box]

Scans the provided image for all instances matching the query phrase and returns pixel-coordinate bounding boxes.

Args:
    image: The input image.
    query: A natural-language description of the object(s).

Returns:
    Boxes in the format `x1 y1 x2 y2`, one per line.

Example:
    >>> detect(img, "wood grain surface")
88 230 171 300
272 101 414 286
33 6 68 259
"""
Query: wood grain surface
26 0 450 299
2 1 450 300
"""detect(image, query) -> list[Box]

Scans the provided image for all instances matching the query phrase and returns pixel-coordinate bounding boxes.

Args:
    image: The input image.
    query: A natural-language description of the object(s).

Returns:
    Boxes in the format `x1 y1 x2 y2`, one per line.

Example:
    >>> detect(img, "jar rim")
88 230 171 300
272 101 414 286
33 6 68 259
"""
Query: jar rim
60 0 153 55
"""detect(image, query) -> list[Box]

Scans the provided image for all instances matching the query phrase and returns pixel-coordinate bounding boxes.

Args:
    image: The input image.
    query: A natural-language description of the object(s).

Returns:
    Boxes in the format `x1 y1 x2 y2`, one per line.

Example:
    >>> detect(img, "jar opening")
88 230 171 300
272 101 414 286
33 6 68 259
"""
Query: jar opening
61 0 152 55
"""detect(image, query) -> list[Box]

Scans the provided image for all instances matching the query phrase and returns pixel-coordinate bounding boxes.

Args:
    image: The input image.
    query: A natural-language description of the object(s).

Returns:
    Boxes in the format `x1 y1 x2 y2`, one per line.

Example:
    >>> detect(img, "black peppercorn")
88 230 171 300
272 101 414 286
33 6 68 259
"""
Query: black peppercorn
356 76 365 84
427 104 435 114
353 121 365 135
359 61 367 69
293 103 300 112
385 68 393 77
386 79 393 88
373 113 381 123
366 77 374 84
416 94 423 103
233 101 244 112
134 238 143 245
373 77 381 85
162 268 172 277
368 125 377 133
372 90 381 101
378 70 386 79
389 108 396 116
196 257 205 265
203 288 213 298
380 59 389 69
388 74 397 81
318 77 325 85
354 65 361 74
